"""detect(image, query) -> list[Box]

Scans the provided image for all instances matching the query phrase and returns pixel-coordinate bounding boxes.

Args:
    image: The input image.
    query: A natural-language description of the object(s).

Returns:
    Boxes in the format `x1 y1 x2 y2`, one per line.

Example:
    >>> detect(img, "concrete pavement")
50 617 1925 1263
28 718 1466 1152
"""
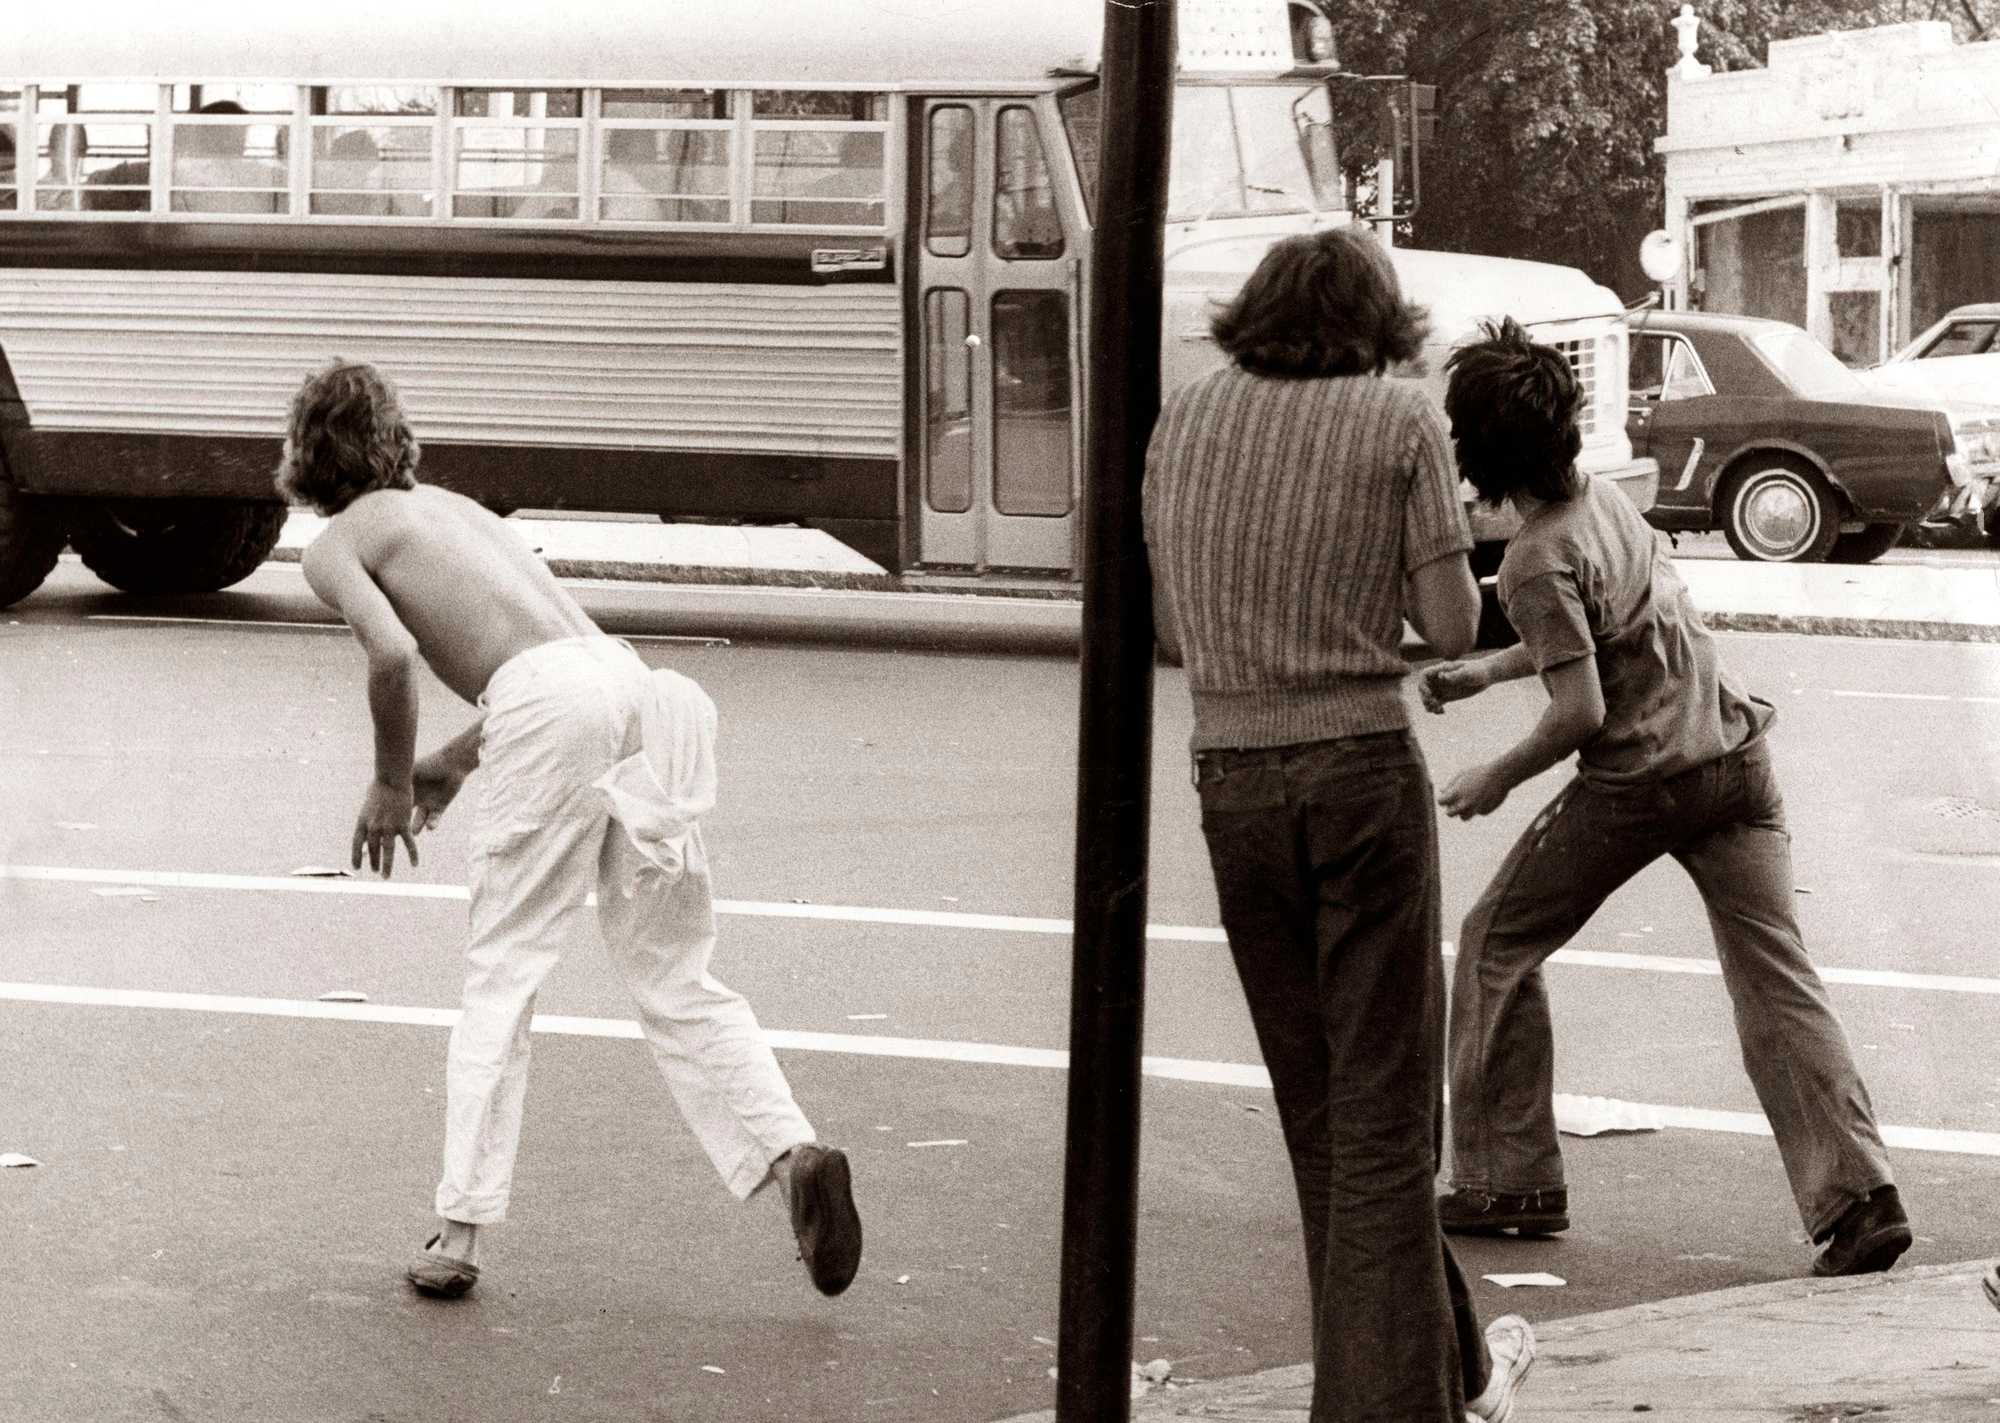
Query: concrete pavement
274 512 2000 653
1002 1263 2000 1422
273 513 2000 1420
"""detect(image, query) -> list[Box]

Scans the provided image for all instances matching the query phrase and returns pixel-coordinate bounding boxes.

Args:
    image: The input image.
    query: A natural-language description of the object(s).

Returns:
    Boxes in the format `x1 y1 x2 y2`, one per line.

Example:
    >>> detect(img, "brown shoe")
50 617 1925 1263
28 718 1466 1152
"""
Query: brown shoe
1811 1185 1911 1277
788 1143 863 1296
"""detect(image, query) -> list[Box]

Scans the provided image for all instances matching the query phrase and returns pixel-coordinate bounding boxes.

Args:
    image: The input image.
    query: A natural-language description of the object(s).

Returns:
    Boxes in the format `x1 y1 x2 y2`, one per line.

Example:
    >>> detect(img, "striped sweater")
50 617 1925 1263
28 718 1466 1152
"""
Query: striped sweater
1143 365 1473 750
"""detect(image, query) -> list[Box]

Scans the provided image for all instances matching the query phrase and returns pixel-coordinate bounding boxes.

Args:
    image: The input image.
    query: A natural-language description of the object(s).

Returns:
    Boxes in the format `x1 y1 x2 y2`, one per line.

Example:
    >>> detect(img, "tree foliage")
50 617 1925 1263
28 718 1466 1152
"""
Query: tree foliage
1327 0 1992 296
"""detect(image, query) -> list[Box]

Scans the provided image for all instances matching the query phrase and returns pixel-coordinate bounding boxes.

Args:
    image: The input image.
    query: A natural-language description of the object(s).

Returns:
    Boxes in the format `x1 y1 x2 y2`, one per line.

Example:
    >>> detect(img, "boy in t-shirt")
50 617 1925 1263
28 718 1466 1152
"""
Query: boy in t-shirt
1419 319 1910 1277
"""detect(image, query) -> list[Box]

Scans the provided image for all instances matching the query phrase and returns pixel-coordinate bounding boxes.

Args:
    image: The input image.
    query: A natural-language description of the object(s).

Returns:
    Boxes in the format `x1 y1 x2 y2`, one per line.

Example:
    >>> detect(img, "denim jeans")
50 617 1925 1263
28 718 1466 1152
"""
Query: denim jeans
1447 738 1893 1241
1198 731 1490 1422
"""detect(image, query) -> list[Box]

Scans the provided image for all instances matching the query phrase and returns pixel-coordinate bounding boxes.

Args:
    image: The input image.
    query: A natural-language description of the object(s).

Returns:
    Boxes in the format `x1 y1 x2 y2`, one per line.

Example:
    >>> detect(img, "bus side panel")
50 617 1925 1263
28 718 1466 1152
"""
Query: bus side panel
0 260 905 567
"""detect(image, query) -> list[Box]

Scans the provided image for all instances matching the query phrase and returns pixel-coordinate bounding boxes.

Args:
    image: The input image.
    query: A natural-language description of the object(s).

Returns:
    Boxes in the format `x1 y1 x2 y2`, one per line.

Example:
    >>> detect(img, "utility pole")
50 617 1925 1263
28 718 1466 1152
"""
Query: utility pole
1055 1 1175 1419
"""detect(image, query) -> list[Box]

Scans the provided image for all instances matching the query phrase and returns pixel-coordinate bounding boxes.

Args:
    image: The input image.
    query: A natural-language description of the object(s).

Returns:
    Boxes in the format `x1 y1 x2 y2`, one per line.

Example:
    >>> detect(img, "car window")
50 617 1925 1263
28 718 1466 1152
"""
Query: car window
1920 319 1999 359
1630 334 1712 402
1748 326 1864 400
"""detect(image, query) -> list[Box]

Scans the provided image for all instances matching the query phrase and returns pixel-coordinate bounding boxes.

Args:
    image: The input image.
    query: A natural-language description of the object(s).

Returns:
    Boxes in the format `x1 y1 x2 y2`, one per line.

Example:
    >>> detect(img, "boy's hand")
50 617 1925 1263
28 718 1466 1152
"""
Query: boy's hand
1438 762 1513 820
1419 660 1487 715
411 753 468 836
352 778 419 878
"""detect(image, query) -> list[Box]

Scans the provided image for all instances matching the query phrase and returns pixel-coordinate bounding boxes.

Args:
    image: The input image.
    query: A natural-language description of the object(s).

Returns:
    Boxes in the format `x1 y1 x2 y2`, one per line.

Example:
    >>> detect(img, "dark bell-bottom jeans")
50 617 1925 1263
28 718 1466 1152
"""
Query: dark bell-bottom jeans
1197 730 1489 1423
1446 738 1894 1242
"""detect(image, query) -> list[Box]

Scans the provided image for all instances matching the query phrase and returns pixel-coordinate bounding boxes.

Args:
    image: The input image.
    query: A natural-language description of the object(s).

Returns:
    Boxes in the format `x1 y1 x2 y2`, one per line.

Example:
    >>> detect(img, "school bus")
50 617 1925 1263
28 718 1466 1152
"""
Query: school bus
0 0 1655 607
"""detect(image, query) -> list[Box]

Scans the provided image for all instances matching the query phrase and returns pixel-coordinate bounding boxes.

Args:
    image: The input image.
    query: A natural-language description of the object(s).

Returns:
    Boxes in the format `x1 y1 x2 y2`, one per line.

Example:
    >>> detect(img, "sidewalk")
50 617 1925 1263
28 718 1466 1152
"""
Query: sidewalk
999 1262 2000 1423
274 514 2000 652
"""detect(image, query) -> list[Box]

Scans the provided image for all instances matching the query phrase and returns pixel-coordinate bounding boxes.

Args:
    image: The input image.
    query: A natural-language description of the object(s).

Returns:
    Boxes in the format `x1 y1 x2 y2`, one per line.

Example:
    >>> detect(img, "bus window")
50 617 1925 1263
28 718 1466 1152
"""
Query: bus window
310 87 438 217
452 88 582 220
924 289 974 515
35 85 152 212
600 88 732 224
1 91 17 211
993 106 1062 260
749 90 886 227
991 290 1073 517
170 92 289 215
925 106 972 257
1169 85 1242 220
1058 85 1100 222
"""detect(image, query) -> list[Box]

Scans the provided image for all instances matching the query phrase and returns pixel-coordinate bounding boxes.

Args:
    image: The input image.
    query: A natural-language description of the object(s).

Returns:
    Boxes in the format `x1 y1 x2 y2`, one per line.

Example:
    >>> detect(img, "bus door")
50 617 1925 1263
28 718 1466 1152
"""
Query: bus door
911 96 1081 573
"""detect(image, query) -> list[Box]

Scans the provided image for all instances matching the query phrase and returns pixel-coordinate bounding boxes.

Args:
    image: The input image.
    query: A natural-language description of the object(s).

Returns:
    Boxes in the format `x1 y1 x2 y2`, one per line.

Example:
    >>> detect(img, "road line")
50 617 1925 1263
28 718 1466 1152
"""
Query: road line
2 980 1992 1154
1827 689 2000 705
9 865 2000 992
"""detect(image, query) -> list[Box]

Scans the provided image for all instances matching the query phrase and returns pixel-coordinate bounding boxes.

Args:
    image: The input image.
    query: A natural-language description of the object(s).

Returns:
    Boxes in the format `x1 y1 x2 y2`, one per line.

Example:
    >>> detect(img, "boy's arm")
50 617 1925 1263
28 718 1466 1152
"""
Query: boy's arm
1405 553 1480 661
1437 654 1605 819
1418 638 1539 713
301 527 422 875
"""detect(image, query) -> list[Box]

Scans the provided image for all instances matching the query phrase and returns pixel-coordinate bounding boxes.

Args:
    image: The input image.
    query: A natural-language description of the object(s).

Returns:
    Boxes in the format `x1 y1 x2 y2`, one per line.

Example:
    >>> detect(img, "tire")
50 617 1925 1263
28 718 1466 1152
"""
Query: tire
1828 523 1904 564
1719 458 1840 563
0 474 67 610
67 498 287 595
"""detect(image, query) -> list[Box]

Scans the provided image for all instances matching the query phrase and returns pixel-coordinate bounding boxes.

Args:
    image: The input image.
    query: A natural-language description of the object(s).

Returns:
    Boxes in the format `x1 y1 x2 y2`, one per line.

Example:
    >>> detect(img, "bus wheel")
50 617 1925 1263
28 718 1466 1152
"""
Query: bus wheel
66 498 288 595
0 475 68 610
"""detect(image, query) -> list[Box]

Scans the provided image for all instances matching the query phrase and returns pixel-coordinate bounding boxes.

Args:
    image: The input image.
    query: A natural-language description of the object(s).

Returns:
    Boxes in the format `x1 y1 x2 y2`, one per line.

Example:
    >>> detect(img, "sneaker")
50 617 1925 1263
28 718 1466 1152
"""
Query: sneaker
787 1143 863 1296
1439 1185 1570 1237
1466 1313 1535 1423
1810 1184 1911 1277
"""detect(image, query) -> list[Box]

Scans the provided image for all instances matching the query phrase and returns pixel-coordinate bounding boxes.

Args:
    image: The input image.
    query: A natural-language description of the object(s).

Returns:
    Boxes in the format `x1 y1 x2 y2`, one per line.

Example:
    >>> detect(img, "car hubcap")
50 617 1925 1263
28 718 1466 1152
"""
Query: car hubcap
1742 478 1814 557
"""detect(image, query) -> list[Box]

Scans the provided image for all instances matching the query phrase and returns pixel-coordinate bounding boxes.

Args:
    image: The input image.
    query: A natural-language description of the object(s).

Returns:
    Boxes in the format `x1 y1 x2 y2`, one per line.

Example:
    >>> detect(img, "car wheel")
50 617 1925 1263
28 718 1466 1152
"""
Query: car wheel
66 498 287 594
1719 458 1840 562
1828 523 1904 564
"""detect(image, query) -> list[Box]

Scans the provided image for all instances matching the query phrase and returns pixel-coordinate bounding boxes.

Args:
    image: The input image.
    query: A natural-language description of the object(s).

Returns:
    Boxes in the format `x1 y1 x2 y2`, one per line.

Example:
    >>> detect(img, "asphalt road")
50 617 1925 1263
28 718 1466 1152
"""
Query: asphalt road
5 557 2000 1422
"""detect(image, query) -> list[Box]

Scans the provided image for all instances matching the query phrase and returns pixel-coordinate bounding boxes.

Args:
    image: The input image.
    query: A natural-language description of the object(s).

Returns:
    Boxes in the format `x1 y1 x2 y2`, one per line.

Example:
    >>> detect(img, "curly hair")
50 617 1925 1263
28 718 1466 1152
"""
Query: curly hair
274 361 421 514
1209 226 1430 378
1443 318 1586 508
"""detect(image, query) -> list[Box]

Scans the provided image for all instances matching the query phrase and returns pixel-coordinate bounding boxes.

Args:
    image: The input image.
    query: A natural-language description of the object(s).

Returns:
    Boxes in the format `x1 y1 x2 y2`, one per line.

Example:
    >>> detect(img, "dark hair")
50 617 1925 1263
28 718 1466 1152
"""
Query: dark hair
1209 226 1429 378
274 361 421 514
1443 317 1586 507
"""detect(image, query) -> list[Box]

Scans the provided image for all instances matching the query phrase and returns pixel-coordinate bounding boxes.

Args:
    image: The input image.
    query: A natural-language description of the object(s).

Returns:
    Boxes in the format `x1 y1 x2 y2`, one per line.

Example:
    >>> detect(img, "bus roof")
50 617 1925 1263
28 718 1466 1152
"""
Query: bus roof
16 0 1301 89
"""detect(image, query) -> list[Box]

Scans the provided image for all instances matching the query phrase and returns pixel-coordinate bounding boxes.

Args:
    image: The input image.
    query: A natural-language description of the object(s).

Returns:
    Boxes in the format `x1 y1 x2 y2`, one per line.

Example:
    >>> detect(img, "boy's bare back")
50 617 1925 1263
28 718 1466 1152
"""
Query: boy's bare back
304 485 597 703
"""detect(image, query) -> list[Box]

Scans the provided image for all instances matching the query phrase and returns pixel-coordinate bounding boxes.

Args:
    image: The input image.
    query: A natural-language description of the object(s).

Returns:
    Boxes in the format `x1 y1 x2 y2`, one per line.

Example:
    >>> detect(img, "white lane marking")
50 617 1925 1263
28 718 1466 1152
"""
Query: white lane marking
3 979 1992 1155
1827 689 2000 705
89 614 344 632
8 865 2000 992
82 614 726 646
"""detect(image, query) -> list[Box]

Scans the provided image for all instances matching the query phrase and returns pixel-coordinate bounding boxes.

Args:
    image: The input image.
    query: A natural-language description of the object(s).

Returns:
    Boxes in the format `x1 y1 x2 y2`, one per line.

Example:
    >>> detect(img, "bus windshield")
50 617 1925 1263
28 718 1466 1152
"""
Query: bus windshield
1169 81 1340 222
1060 80 1344 225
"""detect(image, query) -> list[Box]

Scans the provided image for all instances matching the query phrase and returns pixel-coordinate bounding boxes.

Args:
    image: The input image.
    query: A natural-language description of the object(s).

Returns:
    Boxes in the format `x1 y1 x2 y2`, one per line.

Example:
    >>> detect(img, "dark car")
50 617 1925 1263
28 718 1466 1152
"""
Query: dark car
1625 310 2000 562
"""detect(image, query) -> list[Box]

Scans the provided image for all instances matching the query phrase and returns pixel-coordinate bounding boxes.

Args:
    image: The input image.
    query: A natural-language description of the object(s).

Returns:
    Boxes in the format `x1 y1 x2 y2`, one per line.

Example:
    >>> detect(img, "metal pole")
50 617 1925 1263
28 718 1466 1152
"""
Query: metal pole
1056 3 1175 1419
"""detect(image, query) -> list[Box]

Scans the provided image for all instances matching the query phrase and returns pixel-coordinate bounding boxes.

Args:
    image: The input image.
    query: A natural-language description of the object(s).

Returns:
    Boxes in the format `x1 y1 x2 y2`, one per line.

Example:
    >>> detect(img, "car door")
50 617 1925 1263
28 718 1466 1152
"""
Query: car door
1627 329 1719 528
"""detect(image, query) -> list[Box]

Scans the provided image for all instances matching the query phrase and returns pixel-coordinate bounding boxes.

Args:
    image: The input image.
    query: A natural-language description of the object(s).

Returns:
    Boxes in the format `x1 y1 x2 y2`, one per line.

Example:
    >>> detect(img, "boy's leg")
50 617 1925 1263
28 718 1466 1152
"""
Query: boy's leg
1447 778 1670 1203
1672 743 1894 1241
594 823 815 1201
434 804 602 1227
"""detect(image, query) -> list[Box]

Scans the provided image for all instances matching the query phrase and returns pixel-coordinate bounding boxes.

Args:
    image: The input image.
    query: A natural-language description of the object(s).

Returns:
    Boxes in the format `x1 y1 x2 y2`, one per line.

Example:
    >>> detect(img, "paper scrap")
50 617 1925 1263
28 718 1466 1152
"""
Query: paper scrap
316 990 369 1003
846 1013 888 1021
700 1365 726 1375
1555 1093 1663 1138
894 1274 911 1285
1483 1272 1566 1288
907 1138 968 1148
0 1153 42 1168
91 887 159 901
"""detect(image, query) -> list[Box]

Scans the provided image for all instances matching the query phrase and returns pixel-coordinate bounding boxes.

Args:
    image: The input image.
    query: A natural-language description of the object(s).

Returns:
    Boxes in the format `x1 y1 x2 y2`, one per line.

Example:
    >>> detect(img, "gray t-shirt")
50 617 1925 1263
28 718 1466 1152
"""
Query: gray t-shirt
1497 477 1773 785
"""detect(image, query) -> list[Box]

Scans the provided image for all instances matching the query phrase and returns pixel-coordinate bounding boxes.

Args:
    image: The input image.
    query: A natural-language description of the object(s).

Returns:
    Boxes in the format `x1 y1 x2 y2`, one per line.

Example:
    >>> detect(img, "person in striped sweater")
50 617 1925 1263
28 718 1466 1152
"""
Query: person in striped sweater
1144 226 1532 1423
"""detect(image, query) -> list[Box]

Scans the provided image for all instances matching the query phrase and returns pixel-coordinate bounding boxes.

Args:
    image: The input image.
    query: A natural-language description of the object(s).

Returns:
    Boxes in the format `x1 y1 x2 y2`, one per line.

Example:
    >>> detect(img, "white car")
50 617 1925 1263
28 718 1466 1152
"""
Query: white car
1863 303 2000 410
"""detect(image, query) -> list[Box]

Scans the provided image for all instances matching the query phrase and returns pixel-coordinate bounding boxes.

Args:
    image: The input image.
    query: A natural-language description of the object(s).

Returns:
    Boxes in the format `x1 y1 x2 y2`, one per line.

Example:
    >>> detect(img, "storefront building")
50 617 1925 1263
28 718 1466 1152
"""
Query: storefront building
1659 13 2000 364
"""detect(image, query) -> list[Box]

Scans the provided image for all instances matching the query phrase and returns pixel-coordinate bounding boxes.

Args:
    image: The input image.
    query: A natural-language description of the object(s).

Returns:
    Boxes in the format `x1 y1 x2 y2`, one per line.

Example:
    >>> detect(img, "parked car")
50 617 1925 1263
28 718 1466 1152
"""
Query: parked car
1861 302 2000 409
1625 310 2000 562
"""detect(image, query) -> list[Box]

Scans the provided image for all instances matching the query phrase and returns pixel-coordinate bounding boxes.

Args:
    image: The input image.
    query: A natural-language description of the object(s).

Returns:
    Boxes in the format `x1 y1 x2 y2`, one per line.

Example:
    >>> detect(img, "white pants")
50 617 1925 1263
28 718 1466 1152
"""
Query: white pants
435 637 814 1224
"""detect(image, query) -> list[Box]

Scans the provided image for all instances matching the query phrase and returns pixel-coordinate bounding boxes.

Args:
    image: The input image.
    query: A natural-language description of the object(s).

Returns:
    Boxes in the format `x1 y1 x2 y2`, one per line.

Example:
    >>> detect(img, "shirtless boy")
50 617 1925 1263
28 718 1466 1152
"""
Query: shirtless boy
277 361 862 1299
